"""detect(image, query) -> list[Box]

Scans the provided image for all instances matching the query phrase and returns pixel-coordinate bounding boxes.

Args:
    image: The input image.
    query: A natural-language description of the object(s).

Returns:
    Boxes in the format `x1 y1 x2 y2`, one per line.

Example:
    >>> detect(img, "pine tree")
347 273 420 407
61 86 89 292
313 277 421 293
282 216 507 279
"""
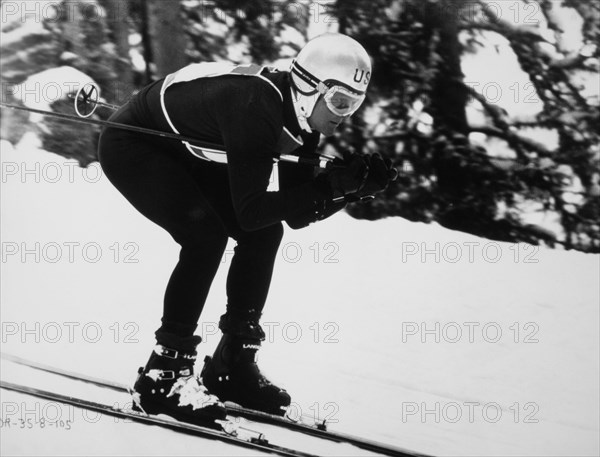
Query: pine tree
334 0 599 252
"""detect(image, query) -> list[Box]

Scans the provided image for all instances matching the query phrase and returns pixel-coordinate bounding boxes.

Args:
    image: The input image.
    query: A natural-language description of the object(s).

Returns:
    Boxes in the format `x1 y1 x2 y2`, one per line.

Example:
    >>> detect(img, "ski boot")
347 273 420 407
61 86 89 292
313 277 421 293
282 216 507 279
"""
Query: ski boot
201 313 291 416
132 335 227 429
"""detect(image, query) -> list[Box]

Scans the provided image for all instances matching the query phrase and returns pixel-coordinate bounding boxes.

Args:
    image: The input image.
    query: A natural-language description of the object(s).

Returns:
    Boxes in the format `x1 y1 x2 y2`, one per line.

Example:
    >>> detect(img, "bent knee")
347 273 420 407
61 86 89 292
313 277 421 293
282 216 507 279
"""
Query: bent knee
236 222 284 249
173 217 228 252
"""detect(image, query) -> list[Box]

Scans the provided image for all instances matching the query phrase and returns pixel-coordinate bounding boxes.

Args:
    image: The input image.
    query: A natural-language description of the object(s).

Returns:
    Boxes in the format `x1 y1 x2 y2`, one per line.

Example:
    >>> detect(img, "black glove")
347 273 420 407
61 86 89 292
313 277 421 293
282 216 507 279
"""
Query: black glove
285 199 347 229
325 154 369 198
350 153 395 198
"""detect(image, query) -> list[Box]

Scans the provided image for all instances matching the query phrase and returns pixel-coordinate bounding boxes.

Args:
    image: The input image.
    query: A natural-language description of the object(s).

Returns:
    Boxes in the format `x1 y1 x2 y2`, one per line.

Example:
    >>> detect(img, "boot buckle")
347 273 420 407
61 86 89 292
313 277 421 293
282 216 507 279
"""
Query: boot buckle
145 369 176 381
154 345 179 359
158 370 176 380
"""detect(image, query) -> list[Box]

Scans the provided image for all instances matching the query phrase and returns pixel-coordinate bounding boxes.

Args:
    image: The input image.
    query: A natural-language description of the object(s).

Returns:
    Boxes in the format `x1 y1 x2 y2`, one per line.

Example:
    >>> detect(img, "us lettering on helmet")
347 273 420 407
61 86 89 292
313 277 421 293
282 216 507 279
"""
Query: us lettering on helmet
353 69 371 85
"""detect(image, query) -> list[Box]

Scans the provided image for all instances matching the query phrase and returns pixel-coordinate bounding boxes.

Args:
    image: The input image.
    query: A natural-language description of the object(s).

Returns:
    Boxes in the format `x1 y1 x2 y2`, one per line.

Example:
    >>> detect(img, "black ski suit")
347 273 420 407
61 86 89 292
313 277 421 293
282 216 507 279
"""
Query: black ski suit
97 64 345 340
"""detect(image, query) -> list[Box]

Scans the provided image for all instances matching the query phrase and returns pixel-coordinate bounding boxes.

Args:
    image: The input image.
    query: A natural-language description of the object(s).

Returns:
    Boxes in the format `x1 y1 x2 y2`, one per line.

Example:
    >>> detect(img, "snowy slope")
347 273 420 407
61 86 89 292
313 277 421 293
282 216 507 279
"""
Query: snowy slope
1 138 599 456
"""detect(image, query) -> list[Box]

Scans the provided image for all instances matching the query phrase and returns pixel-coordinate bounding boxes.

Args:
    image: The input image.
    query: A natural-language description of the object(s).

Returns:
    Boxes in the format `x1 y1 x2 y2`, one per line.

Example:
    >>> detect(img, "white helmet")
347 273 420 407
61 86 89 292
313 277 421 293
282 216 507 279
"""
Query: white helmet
290 33 372 131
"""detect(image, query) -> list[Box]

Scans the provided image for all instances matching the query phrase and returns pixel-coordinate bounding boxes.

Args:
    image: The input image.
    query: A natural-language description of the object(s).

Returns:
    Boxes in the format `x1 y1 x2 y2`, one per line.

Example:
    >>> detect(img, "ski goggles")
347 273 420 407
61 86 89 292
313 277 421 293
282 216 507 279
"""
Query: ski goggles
320 84 366 117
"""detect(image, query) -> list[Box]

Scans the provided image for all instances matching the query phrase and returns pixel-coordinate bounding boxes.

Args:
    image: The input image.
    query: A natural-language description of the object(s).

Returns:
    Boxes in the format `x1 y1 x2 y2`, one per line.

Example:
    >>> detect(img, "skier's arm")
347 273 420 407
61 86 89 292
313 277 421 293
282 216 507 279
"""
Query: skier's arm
277 162 344 228
283 152 396 228
216 82 333 231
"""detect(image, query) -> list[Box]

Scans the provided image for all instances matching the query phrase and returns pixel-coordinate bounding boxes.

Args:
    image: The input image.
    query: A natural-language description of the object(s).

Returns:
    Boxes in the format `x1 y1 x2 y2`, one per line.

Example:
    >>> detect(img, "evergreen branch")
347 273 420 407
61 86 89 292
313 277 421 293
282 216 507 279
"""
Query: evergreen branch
548 54 589 69
467 125 553 156
461 81 509 127
457 80 533 159
459 21 548 42
460 1 550 42
557 70 593 109
511 118 544 128
367 128 540 164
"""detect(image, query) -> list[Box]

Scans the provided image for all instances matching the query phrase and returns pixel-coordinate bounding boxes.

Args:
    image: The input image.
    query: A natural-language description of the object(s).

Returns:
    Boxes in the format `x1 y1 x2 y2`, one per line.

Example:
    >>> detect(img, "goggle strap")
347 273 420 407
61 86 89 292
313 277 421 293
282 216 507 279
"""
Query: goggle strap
291 60 322 92
291 81 318 97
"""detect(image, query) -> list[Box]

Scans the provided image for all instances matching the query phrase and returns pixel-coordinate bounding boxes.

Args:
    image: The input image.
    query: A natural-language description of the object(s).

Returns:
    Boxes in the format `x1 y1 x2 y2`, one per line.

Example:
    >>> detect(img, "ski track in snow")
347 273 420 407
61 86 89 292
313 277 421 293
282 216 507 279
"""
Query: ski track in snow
0 140 598 456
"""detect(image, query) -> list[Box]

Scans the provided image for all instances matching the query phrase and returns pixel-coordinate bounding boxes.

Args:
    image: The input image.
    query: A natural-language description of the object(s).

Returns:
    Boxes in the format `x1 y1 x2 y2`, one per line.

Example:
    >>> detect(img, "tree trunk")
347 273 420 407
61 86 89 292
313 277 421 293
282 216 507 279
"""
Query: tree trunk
99 0 134 102
145 0 188 78
423 0 469 133
61 1 84 57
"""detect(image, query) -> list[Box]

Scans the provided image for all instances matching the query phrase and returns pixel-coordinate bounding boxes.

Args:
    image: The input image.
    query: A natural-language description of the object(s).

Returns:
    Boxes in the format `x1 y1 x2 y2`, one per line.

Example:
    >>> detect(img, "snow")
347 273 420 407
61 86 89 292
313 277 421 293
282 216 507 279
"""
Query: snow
0 18 48 47
1 138 599 457
16 67 95 112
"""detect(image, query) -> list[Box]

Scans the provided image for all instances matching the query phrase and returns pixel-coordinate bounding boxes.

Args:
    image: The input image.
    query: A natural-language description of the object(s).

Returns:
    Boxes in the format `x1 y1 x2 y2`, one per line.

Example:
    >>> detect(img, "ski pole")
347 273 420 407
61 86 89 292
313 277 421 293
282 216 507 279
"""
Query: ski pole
68 87 339 169
0 101 338 170
67 83 397 181
69 90 340 169
67 85 399 179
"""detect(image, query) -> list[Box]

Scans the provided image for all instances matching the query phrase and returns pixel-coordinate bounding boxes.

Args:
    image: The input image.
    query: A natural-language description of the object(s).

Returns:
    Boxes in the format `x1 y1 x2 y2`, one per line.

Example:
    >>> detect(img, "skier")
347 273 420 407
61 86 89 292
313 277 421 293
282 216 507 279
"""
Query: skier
98 32 393 427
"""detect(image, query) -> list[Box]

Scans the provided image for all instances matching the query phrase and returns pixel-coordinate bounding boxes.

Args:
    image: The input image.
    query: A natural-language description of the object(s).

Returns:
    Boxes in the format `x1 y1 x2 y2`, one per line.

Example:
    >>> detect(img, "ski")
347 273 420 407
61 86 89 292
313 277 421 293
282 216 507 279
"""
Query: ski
0 379 316 457
1 352 428 457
